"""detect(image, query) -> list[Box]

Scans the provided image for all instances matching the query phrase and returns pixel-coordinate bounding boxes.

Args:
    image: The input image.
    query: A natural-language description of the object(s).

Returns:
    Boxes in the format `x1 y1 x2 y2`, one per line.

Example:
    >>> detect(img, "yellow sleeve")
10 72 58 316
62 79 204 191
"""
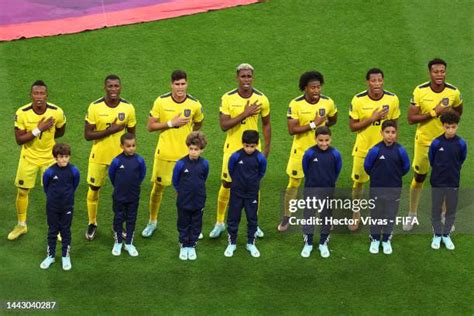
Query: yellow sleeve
219 95 230 115
287 100 299 120
391 96 401 120
261 95 270 117
349 96 359 120
328 98 338 117
14 109 26 130
85 104 96 125
127 104 137 128
150 98 161 119
194 101 204 123
410 87 420 107
55 107 66 128
453 89 463 107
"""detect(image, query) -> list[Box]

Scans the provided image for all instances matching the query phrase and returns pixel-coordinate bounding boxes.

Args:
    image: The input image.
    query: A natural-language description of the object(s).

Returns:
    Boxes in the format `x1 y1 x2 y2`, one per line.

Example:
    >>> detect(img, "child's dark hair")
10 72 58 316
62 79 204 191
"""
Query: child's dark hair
186 131 207 149
440 110 460 125
299 71 324 91
52 143 71 157
120 132 136 144
242 130 259 144
382 120 397 131
315 126 331 136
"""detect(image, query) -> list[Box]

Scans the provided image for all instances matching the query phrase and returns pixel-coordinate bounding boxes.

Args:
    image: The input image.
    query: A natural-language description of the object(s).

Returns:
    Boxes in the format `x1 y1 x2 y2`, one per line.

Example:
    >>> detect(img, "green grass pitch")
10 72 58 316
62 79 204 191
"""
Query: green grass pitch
0 0 473 314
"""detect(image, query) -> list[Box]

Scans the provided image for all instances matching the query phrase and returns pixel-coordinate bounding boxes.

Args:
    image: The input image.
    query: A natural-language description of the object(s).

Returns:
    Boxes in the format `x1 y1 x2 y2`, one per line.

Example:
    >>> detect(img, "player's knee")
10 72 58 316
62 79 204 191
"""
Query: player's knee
287 177 301 189
414 173 427 183
17 188 29 198
222 180 232 189
89 185 101 191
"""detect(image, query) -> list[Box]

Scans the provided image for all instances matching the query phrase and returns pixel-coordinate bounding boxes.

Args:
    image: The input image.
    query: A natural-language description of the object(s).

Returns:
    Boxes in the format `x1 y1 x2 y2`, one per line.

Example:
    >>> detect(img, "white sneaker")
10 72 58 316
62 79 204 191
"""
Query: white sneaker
369 240 380 254
431 236 441 250
62 256 72 271
442 236 455 250
124 244 139 257
382 241 393 254
255 227 264 238
188 247 197 260
179 247 188 260
319 243 330 258
301 243 313 258
246 244 260 258
198 233 203 240
224 244 237 257
112 242 122 256
402 214 418 231
40 256 55 269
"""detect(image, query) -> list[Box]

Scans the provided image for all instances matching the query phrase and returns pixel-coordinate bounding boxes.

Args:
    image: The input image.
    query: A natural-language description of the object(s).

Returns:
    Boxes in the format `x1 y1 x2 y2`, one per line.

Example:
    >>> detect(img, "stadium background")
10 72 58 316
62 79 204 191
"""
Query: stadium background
0 0 472 314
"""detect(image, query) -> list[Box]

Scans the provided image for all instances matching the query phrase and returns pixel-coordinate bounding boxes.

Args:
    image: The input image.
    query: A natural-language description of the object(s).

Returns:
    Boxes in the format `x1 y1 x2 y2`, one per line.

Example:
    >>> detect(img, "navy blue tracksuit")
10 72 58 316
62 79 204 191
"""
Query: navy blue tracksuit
302 146 342 245
227 149 267 245
109 152 146 244
364 141 410 241
429 134 467 236
172 156 209 247
43 163 80 257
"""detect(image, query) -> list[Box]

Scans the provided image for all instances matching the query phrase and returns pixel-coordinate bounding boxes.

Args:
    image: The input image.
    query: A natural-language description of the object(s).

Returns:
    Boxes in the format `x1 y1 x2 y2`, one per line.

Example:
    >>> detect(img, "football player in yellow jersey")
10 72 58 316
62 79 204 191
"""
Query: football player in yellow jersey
142 70 204 238
278 71 338 231
208 63 271 238
8 80 66 240
403 58 463 231
347 68 400 231
84 74 137 240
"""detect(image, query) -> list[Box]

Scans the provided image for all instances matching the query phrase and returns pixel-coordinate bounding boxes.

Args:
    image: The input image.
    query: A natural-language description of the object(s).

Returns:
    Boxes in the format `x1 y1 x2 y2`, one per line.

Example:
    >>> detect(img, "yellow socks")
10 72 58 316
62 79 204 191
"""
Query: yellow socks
409 178 424 215
87 188 99 225
283 177 301 217
149 183 165 222
216 185 230 224
16 188 29 224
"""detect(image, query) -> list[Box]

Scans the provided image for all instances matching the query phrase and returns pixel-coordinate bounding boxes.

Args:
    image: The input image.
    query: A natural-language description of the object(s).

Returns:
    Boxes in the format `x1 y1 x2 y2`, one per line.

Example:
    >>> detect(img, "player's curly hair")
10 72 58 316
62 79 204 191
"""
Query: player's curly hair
440 110 460 125
428 58 447 70
52 143 71 157
31 80 47 90
186 131 207 149
299 71 324 91
366 68 384 80
104 74 121 83
171 70 187 82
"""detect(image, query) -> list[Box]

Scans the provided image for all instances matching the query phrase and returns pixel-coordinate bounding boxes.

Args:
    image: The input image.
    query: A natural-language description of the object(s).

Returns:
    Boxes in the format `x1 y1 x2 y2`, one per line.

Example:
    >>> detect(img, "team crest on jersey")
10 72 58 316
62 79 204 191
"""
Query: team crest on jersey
118 113 125 121
184 109 191 117
319 108 326 116
383 105 389 111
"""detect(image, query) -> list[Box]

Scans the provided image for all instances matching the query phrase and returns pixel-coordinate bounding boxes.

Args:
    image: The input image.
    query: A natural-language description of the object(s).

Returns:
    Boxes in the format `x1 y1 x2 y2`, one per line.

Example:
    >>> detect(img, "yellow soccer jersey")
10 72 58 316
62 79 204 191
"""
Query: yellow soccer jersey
15 102 66 164
150 93 204 161
287 95 337 158
349 90 400 157
220 88 270 154
85 97 136 165
411 82 462 146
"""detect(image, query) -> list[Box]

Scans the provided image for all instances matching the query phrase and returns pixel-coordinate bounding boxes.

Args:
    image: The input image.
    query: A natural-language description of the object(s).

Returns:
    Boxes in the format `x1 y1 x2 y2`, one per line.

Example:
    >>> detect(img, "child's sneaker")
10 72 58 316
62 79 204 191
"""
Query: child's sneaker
442 236 455 250
179 247 188 260
431 235 441 250
224 244 236 257
319 243 330 258
369 240 380 254
246 244 260 258
141 223 157 238
256 227 264 238
124 244 139 257
188 247 197 260
112 242 122 256
40 256 55 269
300 243 313 258
209 223 225 238
382 241 393 254
62 256 72 271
